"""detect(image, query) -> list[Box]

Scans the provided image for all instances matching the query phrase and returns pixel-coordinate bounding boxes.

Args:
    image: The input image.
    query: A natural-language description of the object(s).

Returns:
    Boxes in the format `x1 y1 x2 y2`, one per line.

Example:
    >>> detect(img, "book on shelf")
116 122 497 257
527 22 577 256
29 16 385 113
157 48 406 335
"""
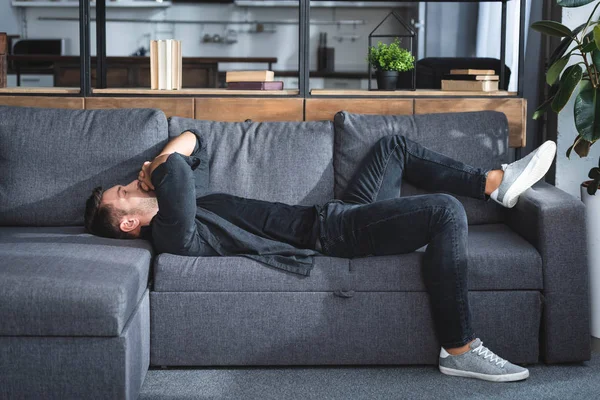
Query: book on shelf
450 69 495 75
150 40 158 90
165 40 172 90
157 40 166 89
226 70 275 83
169 40 181 90
441 79 499 92
177 40 182 90
442 74 499 81
226 81 284 90
150 39 182 90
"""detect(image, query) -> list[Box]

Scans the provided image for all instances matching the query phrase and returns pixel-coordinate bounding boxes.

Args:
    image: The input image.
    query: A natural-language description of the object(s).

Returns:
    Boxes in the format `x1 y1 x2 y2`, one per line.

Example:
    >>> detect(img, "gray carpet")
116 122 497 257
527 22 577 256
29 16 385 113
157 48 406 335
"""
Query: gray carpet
139 352 599 400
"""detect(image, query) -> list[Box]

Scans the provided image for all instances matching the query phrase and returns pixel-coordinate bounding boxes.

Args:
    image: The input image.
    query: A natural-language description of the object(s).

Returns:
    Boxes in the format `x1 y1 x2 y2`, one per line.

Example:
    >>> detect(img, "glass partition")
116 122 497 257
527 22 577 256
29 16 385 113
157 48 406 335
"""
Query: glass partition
308 0 522 93
3 0 81 93
1 0 523 95
98 0 300 91
308 2 420 92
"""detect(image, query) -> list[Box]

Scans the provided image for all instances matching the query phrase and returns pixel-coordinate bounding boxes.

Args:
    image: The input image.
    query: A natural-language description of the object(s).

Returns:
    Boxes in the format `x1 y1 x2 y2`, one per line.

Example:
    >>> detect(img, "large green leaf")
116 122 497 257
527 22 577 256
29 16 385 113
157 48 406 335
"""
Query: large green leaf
566 135 593 158
531 21 573 37
548 22 588 66
557 0 596 7
566 135 581 158
575 137 593 157
595 25 600 50
547 57 569 84
574 80 600 141
587 179 599 195
552 64 583 112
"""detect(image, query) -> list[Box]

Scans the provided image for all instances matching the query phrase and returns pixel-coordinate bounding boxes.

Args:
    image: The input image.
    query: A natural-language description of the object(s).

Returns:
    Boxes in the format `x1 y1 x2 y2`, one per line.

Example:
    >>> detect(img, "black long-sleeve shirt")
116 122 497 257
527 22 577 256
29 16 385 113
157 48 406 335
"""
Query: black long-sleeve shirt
144 129 322 276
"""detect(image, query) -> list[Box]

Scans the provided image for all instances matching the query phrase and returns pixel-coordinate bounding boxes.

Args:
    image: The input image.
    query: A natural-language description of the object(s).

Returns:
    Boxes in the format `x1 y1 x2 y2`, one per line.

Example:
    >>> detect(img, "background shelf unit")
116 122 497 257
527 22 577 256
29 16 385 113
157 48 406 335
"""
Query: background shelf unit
12 1 172 8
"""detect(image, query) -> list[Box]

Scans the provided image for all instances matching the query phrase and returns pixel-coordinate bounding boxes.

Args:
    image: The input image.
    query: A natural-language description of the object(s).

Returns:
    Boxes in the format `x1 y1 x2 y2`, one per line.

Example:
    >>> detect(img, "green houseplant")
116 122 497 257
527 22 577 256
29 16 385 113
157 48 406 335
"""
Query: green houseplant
367 38 415 90
531 0 600 160
586 156 600 195
534 0 600 342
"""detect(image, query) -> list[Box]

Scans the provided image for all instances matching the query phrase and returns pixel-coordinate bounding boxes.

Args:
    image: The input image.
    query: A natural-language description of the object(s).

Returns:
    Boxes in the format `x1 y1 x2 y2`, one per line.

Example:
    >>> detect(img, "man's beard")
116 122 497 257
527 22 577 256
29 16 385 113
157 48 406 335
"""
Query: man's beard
133 197 159 216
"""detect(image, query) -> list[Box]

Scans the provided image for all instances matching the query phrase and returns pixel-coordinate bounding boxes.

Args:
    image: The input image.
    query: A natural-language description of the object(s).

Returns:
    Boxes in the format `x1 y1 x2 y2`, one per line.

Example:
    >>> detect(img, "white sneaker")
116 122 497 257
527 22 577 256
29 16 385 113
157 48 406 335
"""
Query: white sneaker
439 338 530 382
490 140 557 208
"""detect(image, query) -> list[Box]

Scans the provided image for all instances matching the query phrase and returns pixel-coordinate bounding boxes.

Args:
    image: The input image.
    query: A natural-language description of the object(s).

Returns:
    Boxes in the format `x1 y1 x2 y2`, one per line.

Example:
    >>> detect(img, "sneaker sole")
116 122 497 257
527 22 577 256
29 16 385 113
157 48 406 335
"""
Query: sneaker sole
502 141 556 208
439 365 530 382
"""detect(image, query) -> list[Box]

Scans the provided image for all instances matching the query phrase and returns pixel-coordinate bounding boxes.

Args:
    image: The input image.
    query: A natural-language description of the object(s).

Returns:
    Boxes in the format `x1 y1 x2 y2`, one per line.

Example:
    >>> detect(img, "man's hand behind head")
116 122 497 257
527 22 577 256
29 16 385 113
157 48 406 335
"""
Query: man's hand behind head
138 161 154 192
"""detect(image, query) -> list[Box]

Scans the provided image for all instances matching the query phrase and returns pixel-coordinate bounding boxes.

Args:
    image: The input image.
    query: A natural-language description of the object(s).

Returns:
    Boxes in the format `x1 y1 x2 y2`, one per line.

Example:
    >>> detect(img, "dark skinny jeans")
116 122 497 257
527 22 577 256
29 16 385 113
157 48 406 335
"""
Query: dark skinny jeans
317 134 492 349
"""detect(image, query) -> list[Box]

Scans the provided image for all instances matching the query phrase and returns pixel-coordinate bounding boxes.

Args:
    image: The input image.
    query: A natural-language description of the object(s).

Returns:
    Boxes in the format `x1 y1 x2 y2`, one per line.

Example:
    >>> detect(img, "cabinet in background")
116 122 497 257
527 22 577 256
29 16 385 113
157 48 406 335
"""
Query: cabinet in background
55 62 218 88
274 77 326 90
6 74 54 87
323 78 361 90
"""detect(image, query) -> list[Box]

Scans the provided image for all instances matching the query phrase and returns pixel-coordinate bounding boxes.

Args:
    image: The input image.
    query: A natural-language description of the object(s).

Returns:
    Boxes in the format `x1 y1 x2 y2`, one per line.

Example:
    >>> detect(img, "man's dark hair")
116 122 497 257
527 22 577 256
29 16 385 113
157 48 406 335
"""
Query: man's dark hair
84 186 136 239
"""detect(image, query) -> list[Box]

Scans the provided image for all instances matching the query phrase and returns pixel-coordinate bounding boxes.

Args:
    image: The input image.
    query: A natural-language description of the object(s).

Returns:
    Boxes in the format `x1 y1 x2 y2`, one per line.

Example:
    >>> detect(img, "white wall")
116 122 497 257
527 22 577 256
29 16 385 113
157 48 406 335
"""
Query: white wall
0 1 19 35
557 3 600 198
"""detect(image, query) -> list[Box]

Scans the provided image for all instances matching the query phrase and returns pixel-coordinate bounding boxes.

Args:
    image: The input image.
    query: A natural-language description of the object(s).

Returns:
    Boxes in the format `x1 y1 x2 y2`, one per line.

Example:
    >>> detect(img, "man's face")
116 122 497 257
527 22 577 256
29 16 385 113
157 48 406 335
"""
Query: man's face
102 179 158 218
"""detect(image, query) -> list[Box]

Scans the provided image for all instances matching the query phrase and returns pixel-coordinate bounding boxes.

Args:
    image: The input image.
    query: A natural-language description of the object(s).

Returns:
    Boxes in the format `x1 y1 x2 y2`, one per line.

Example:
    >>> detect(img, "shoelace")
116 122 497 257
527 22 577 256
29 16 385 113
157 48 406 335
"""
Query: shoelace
472 342 508 367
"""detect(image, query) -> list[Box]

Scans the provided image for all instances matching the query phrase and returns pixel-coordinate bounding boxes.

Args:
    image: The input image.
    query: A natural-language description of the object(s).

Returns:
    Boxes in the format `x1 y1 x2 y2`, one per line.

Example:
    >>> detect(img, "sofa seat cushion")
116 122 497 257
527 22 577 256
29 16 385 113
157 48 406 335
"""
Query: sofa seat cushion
154 255 350 292
153 224 542 292
0 227 153 337
351 224 543 291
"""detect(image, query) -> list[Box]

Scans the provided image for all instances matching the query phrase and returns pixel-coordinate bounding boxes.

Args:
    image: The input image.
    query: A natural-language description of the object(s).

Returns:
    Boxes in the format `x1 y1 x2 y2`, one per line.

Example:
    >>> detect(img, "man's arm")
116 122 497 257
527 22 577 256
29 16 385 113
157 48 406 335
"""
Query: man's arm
157 130 198 158
149 153 213 256
138 130 213 255
139 130 198 191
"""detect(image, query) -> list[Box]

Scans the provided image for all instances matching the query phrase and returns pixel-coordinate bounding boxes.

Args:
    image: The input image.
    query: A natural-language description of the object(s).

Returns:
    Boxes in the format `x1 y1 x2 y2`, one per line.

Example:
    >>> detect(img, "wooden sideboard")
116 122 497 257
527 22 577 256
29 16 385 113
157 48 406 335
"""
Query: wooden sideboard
0 96 527 148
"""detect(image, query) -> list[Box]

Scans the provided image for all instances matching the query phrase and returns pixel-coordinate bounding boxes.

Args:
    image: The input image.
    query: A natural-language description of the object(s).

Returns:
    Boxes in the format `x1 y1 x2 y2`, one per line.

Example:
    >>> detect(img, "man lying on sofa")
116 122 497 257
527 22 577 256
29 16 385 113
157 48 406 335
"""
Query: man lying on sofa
84 129 557 383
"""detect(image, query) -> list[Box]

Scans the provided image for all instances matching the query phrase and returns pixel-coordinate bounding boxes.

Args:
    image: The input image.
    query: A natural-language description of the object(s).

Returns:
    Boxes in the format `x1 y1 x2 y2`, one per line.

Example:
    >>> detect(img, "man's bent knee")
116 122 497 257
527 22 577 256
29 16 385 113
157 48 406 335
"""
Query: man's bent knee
428 193 468 226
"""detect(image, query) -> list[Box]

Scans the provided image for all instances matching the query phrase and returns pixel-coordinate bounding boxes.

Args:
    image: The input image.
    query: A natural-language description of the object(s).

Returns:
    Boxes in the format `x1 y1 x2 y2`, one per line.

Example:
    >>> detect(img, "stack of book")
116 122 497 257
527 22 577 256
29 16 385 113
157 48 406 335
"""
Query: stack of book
441 69 499 92
150 39 182 90
225 70 283 90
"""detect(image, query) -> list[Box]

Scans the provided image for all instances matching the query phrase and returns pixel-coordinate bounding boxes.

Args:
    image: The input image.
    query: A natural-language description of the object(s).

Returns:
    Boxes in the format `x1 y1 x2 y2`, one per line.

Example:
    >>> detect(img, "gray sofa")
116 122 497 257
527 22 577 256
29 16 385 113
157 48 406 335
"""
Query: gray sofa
0 105 590 399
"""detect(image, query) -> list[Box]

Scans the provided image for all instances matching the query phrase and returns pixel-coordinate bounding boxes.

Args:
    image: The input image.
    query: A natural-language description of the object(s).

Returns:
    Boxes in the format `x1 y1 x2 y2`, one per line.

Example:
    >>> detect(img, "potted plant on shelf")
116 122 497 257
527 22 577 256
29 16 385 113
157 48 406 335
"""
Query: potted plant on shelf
367 38 415 91
531 0 600 341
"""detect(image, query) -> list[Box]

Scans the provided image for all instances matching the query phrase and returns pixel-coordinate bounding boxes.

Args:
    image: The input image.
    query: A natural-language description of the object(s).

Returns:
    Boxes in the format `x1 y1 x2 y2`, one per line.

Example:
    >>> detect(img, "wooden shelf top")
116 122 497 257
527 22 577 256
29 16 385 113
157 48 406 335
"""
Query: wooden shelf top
311 89 517 97
8 55 277 64
0 87 516 97
92 88 299 95
0 87 80 94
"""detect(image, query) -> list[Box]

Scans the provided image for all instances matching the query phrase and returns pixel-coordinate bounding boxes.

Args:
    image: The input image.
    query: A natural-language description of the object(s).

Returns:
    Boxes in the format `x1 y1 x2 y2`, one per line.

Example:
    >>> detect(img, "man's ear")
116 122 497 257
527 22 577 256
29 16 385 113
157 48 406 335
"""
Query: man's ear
119 217 140 233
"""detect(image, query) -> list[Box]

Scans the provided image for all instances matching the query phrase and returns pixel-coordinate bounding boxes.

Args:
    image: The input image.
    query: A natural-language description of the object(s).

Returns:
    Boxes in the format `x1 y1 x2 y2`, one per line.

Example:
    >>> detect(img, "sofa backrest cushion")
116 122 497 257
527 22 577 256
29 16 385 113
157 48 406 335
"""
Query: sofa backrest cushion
0 106 168 226
334 111 509 224
168 117 334 206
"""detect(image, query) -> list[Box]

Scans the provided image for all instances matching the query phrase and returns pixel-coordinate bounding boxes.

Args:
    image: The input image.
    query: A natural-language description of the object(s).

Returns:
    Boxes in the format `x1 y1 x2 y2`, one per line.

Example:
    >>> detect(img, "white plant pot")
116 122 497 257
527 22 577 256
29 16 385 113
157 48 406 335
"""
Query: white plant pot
581 180 600 339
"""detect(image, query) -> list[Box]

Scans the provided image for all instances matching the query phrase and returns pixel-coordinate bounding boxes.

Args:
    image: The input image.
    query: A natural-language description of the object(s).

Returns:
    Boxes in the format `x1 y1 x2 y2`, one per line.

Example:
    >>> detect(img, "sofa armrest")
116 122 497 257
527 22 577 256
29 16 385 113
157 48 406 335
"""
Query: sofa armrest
505 181 591 363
